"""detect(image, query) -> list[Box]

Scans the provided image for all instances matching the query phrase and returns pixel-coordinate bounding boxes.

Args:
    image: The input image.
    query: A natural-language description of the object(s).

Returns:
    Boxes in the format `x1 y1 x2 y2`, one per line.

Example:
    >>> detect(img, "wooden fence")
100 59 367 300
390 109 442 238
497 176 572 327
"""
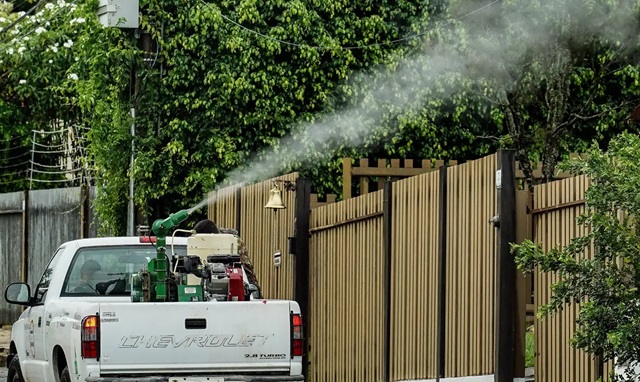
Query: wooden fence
207 151 631 382
309 153 507 382
390 168 441 380
530 175 614 382
0 150 620 381
342 158 457 199
207 173 299 300
0 186 99 324
309 191 385 382
445 154 498 377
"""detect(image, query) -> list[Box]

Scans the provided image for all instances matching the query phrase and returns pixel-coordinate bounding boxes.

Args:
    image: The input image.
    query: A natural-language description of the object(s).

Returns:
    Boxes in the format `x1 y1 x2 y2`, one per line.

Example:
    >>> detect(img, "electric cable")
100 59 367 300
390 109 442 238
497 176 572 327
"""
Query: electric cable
0 132 31 143
32 127 68 135
0 169 27 177
29 159 71 168
30 148 68 154
0 0 78 48
0 145 29 153
29 167 77 174
30 176 80 183
200 0 501 51
1 150 29 161
2 0 35 13
31 140 66 149
0 160 29 169
0 0 46 39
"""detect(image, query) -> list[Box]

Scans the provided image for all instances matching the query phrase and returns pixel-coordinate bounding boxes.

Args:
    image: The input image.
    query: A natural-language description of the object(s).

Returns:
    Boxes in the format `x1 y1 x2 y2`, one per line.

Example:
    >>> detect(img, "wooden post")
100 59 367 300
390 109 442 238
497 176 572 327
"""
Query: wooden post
359 158 370 196
436 165 448 381
495 150 517 382
382 181 393 382
80 185 90 238
235 187 242 236
514 188 533 376
342 158 352 200
294 177 311 379
21 190 29 283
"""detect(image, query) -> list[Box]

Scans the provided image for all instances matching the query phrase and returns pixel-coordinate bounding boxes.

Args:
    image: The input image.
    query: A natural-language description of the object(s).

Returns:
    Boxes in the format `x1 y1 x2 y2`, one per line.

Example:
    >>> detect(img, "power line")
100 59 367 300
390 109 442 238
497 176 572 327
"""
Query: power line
0 150 30 161
0 160 28 169
200 0 501 51
0 0 47 39
0 0 77 48
0 132 31 143
0 144 29 152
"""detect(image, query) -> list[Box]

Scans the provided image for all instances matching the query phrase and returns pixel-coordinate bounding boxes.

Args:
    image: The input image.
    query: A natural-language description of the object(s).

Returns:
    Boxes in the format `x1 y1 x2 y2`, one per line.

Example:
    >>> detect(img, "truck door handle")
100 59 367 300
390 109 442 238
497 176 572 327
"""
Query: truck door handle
38 317 41 327
185 318 206 329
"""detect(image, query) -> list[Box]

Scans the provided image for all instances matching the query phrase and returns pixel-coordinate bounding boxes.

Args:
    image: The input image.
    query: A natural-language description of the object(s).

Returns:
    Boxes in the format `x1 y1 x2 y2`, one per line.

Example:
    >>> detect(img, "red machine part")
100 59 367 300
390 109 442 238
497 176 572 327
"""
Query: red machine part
226 267 245 301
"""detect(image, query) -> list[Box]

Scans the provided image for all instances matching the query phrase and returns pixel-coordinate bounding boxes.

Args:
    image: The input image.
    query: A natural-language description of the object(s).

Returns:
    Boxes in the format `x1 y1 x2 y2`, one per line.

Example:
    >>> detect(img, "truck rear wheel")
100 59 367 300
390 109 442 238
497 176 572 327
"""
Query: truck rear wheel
60 366 71 382
7 355 24 382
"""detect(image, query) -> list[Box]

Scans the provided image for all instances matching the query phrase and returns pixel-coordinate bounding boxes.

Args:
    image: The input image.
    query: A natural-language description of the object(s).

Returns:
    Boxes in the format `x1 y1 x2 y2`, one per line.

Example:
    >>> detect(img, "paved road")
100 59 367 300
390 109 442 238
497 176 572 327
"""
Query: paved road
0 367 7 382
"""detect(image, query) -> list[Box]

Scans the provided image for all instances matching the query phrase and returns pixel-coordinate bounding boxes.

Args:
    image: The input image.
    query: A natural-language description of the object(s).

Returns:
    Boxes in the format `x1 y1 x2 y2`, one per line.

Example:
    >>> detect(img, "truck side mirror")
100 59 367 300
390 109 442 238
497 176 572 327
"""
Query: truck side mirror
5 282 32 306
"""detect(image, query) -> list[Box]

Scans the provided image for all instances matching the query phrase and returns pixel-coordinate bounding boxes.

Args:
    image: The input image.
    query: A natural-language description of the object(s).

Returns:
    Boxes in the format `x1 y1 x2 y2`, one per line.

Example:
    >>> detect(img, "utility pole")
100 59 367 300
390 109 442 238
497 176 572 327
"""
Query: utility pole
128 106 136 236
97 0 140 236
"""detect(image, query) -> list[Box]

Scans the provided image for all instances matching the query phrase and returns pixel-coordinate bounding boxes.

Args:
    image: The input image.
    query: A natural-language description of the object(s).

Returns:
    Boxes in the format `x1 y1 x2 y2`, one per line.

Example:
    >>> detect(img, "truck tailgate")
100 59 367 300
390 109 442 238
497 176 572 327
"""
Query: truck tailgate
97 301 294 374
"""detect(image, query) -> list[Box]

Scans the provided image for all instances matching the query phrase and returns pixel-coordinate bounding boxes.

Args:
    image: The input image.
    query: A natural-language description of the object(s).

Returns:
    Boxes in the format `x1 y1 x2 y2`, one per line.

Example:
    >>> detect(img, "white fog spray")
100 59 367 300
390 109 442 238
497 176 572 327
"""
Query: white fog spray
189 0 640 213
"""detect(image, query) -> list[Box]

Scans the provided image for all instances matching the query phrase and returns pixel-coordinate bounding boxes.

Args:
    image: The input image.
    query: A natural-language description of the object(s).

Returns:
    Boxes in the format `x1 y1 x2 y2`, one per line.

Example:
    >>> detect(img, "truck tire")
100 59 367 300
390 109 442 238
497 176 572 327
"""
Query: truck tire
7 355 24 382
60 366 71 382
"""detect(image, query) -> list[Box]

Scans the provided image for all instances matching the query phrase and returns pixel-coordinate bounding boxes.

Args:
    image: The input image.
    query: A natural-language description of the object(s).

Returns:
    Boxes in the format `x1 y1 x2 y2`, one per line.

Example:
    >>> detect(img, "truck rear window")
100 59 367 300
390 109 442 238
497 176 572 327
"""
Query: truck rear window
61 245 187 296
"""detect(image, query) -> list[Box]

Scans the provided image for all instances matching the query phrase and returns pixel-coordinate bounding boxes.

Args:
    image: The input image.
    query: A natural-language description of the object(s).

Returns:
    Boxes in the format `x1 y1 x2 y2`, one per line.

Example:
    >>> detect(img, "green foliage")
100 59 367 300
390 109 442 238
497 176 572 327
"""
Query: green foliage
0 0 138 233
525 327 534 368
1 0 640 234
129 0 463 219
512 132 640 381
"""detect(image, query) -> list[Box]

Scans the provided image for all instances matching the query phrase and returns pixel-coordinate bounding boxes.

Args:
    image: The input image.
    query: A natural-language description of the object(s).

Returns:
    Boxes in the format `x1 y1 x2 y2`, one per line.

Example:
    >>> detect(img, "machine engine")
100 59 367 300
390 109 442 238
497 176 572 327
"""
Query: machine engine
130 210 260 303
175 233 251 302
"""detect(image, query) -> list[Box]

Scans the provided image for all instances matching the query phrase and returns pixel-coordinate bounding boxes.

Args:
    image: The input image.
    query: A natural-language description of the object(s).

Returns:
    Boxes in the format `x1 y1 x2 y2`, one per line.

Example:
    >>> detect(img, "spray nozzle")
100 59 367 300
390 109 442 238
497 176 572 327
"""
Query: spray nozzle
152 209 191 237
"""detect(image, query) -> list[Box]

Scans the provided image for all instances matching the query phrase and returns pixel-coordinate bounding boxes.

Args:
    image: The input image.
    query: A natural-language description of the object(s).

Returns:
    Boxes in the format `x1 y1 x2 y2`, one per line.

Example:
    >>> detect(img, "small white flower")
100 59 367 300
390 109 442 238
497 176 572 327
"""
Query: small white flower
35 27 46 34
7 48 14 55
18 47 26 54
45 3 54 9
19 79 26 84
48 59 53 63
45 21 50 26
49 45 58 53
68 73 78 80
63 39 73 48
23 36 30 41
75 57 79 61
11 29 19 35
0 17 7 23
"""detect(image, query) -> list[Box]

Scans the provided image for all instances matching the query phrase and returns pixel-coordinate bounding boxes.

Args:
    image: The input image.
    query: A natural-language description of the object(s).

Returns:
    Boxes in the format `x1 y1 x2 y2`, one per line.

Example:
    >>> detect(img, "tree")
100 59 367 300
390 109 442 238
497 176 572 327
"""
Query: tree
460 0 640 187
512 132 640 382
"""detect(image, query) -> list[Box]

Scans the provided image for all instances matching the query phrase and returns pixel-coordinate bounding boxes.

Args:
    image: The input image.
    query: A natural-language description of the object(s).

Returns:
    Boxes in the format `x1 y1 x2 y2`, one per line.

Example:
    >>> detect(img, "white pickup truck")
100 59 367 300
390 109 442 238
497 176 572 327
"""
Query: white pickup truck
3 236 305 382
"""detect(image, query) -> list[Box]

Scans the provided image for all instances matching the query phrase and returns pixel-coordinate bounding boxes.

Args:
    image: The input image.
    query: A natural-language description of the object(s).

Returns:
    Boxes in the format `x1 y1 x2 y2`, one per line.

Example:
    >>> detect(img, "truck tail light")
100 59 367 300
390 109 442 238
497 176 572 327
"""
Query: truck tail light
291 313 304 357
81 315 99 359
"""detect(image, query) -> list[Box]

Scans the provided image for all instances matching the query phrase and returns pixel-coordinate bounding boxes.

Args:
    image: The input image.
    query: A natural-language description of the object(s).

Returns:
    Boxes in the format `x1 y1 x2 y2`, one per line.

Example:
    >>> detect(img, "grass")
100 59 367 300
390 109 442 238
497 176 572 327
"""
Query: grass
525 327 535 368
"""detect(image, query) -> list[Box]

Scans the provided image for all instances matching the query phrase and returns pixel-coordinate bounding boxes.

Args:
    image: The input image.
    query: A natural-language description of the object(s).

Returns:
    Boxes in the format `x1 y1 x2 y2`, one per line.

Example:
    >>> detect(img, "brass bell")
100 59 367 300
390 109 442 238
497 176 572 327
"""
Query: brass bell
265 185 286 210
